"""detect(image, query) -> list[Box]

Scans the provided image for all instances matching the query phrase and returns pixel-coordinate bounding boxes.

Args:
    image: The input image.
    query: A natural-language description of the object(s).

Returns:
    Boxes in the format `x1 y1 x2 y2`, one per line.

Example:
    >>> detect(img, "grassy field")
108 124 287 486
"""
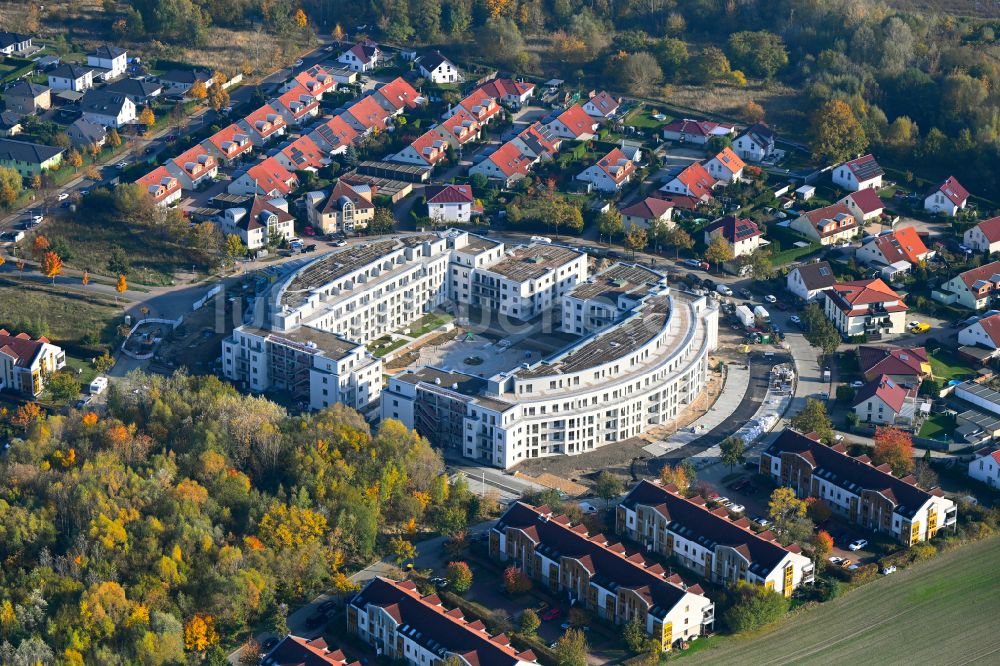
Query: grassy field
918 413 956 440
929 348 976 381
683 536 1000 665
0 277 120 348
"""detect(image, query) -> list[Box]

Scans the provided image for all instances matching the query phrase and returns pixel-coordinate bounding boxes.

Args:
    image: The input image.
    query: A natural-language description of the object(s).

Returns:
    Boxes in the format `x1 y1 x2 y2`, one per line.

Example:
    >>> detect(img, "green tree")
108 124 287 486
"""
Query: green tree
720 436 745 471
555 628 588 666
445 561 473 593
768 486 812 545
722 581 790 633
598 209 623 244
46 370 81 404
0 166 22 207
412 0 442 42
368 207 395 235
593 471 623 507
520 609 540 634
693 46 731 84
742 248 774 279
224 234 247 261
107 244 131 276
666 226 693 258
621 617 647 653
654 37 689 80
810 99 868 163
389 536 417 565
727 31 788 79
624 225 648 258
789 398 833 443
704 235 734 270
478 17 525 68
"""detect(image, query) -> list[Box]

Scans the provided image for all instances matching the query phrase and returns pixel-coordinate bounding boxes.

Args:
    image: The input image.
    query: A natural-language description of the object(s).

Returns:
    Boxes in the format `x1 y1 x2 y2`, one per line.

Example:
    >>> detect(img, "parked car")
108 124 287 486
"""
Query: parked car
753 516 771 528
912 323 930 333
702 278 716 290
849 538 868 551
789 315 801 325
828 556 843 566
728 503 745 513
57 192 69 201
579 501 598 514
851 380 864 389
540 608 560 621
738 288 752 298
334 239 347 247
716 284 733 296
764 294 777 304
683 258 701 268
881 565 897 575
839 559 852 567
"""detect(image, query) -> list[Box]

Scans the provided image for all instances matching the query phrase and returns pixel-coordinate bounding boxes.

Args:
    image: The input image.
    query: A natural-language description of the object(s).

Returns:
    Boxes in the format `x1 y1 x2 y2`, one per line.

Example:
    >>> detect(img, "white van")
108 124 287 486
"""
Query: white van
89 376 108 395
716 284 733 296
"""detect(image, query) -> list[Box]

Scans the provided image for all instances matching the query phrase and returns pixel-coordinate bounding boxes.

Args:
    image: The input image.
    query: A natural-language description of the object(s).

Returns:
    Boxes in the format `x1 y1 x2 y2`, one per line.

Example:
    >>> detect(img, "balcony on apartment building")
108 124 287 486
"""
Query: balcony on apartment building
944 507 958 526
801 562 815 583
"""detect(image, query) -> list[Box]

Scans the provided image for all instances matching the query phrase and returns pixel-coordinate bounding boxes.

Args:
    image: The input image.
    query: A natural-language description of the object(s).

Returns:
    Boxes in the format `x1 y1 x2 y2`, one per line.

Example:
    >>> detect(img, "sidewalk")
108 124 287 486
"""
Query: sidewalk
642 363 751 457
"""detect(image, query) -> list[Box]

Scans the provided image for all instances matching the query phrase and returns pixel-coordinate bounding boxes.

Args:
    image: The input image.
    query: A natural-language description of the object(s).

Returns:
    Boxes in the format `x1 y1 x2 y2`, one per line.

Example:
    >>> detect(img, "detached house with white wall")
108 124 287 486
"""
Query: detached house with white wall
661 163 716 202
852 374 918 425
576 148 635 192
733 123 775 162
832 154 883 191
425 184 477 223
0 330 66 397
418 51 462 83
620 197 674 231
958 312 1000 361
856 227 932 276
938 260 1000 310
583 91 620 119
79 90 136 128
787 261 837 302
839 189 885 224
338 42 380 72
964 216 1000 254
702 216 763 258
703 147 745 183
216 196 294 251
545 104 597 141
762 429 956 545
924 176 969 216
969 447 1000 488
823 278 908 338
86 45 127 81
48 63 93 92
790 203 859 245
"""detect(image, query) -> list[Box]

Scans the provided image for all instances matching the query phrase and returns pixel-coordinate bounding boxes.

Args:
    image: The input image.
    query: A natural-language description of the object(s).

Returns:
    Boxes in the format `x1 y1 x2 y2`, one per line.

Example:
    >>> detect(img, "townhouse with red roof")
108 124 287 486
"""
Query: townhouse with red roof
662 118 734 145
391 128 449 167
576 147 635 192
280 64 337 99
852 374 918 425
660 162 716 202
475 78 535 107
839 188 885 224
447 88 501 125
372 76 422 115
703 146 745 183
136 165 182 207
958 311 1000 363
583 91 620 119
338 42 380 72
425 184 479 224
511 122 561 159
272 84 320 125
763 429 956 545
436 108 481 147
342 96 389 133
938 260 1000 310
822 277 908 337
832 153 884 191
963 215 1000 254
165 145 217 190
227 157 298 197
494 501 716 650
969 446 1000 488
857 345 931 384
201 123 253 165
0 329 65 397
702 215 764 258
348 577 539 665
857 227 933 277
790 202 859 245
468 141 533 186
925 175 969 216
263 635 360 666
545 104 597 141
308 115 358 156
276 134 328 172
237 104 287 146
617 480 814 598
620 196 674 231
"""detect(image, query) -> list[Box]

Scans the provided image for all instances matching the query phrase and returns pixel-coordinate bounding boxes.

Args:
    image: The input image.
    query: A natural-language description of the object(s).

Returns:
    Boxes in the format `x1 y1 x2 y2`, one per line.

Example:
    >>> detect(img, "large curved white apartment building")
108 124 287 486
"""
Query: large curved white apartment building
383 274 719 468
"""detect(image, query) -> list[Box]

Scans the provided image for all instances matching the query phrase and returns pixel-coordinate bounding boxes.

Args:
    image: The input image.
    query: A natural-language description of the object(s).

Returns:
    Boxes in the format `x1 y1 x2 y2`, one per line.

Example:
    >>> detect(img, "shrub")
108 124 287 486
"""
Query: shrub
835 385 856 403
446 561 473 593
849 563 879 585
817 578 842 601
911 542 937 561
722 581 790 633
520 609 540 635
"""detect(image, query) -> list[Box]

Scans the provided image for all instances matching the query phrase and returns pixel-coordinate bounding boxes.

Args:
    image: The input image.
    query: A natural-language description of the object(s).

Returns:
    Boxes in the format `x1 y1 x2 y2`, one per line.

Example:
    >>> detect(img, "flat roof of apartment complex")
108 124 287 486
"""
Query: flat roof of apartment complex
460 235 502 253
568 263 664 301
278 239 402 309
395 366 514 411
517 296 672 378
485 245 583 282
239 325 359 359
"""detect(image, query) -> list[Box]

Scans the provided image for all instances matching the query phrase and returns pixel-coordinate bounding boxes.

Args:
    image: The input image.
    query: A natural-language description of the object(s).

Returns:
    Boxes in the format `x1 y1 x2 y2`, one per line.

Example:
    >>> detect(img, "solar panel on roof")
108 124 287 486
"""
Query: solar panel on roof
849 156 884 181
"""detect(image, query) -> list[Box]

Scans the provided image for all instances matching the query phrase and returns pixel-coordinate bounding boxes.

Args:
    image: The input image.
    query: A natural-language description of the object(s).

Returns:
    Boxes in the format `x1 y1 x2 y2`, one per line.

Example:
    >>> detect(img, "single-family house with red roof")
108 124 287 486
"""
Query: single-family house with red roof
939 260 1000 310
583 91 620 119
662 118 734 145
136 165 182 206
273 85 320 125
436 108 481 147
476 78 535 107
852 374 918 425
373 76 422 114
425 184 479 224
964 216 1000 254
343 96 389 133
201 123 253 164
227 157 298 198
790 203 859 245
832 154 883 191
839 188 885 223
308 115 359 156
924 176 969 217
238 104 287 146
166 145 217 190
958 311 1000 362
620 197 674 231
660 162 716 201
969 446 1000 488
216 195 295 251
276 134 328 172
822 278 908 337
703 147 745 183
338 42 380 72
702 216 763 258
857 227 932 276
0 329 66 397
576 148 634 192
545 104 597 141
468 141 533 186
392 129 448 167
857 345 931 384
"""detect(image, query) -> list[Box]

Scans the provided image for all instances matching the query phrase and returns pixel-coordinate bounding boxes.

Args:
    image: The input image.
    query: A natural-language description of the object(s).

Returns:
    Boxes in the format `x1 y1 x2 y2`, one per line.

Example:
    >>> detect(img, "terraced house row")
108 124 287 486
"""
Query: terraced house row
491 502 715 651
616 480 815 597
762 429 957 544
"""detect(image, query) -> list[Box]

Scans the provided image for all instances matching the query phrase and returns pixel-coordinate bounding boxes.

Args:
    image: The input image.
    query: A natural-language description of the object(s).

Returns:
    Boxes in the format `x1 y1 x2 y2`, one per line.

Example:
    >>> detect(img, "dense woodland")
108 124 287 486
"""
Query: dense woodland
110 0 1000 195
0 372 486 664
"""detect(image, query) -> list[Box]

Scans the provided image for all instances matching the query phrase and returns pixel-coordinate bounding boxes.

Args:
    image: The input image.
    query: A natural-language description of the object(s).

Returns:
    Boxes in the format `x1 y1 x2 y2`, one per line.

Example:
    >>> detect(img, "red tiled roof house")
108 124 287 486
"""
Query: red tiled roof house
822 278 908 337
0 329 66 397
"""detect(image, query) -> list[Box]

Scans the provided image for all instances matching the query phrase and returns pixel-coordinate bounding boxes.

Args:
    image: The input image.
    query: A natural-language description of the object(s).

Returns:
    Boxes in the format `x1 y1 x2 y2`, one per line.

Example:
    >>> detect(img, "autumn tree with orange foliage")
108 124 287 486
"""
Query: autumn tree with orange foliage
81 270 89 286
32 234 50 260
42 251 63 283
812 530 834 565
10 402 41 429
184 614 218 651
873 426 915 476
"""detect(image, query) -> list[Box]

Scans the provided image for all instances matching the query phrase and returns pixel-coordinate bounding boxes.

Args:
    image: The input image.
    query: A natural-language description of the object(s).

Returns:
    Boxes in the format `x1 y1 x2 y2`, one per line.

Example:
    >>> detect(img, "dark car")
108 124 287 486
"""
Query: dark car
302 243 317 253
685 272 700 284
318 599 337 613
702 278 716 290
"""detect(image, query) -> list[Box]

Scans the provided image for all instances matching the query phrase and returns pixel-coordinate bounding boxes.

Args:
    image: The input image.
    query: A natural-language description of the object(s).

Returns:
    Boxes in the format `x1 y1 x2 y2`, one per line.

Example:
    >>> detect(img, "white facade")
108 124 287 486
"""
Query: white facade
853 393 914 425
925 191 963 216
48 68 93 92
958 317 1000 352
969 449 1000 488
0 333 66 397
429 199 472 223
82 96 136 128
419 58 461 83
216 205 294 251
733 131 773 162
823 291 907 338
786 265 835 302
832 162 882 191
87 47 127 80
576 161 632 192
964 223 1000 254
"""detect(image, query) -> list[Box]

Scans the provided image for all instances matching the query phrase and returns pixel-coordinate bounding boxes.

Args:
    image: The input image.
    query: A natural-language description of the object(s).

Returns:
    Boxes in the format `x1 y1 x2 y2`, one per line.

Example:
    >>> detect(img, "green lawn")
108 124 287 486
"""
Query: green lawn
683 536 1000 665
368 336 408 358
918 413 956 440
929 349 976 381
406 312 453 338
0 277 120 349
623 106 671 129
